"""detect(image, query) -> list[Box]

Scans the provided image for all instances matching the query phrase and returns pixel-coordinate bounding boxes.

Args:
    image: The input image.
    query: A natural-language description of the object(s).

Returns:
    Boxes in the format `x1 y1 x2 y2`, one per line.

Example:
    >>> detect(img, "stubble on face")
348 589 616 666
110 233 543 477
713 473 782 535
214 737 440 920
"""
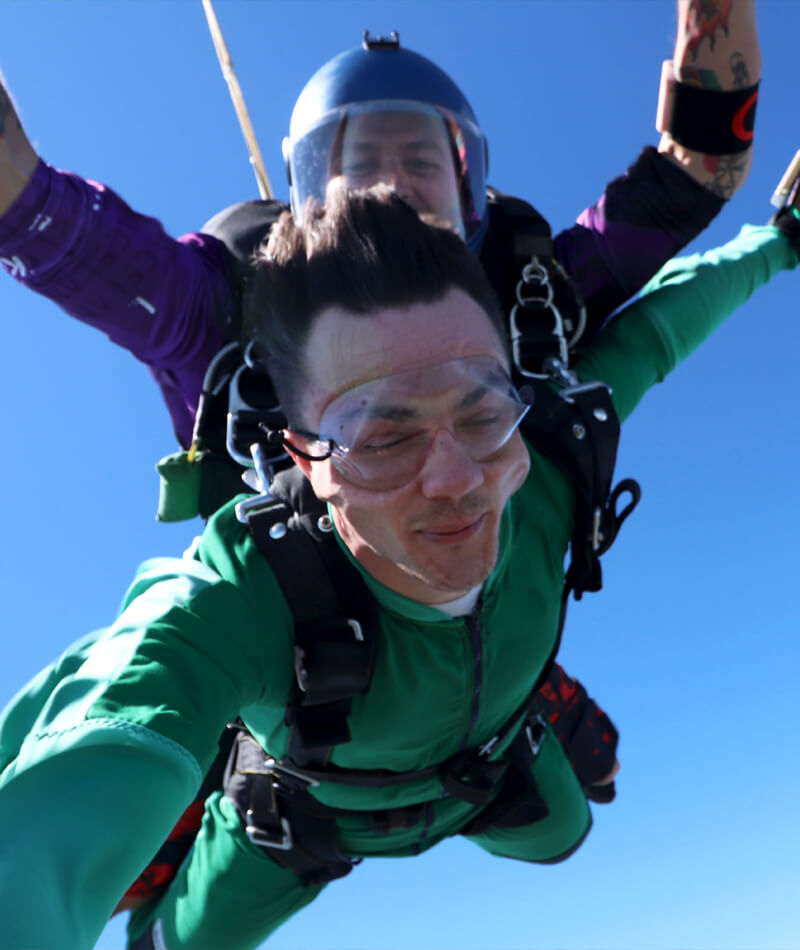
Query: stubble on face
298 291 529 604
322 430 529 603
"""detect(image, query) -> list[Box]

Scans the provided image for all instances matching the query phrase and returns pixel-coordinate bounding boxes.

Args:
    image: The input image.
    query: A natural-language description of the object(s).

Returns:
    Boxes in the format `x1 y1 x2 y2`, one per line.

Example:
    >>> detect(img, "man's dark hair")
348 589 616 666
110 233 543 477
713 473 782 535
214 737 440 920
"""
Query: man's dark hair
242 185 507 425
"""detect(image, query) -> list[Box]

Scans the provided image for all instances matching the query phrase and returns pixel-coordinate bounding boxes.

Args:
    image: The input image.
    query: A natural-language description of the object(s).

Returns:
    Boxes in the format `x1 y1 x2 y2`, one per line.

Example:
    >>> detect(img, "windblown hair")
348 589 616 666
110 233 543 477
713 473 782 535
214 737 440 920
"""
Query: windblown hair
241 185 506 424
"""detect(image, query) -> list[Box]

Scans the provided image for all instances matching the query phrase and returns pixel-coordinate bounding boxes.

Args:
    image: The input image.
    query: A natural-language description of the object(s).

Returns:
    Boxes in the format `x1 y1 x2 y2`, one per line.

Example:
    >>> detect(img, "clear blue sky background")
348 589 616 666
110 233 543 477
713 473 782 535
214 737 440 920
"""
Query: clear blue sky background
2 2 799 948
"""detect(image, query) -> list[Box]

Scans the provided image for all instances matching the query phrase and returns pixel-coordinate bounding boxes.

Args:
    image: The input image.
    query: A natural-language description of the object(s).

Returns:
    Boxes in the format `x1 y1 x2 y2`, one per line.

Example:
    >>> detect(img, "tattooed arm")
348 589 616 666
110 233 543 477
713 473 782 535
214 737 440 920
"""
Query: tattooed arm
658 0 761 198
0 74 37 215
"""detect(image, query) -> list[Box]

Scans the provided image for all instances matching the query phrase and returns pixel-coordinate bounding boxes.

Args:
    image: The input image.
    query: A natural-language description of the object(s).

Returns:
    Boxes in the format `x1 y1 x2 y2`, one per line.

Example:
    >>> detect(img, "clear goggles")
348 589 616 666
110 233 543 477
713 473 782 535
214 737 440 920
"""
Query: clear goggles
282 100 487 240
290 357 529 490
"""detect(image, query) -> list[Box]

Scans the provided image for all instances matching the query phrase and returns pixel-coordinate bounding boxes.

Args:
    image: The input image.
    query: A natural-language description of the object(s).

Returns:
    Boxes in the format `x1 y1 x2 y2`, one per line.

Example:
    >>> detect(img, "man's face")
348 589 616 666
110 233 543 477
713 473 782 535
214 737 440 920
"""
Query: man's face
326 111 466 238
291 289 530 604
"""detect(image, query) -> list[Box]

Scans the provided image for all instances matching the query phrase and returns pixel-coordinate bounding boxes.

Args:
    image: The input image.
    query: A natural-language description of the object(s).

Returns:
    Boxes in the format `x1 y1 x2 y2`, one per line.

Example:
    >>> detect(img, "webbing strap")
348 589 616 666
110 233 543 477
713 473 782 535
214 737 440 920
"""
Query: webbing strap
520 375 640 600
483 188 586 350
224 732 356 885
245 468 377 766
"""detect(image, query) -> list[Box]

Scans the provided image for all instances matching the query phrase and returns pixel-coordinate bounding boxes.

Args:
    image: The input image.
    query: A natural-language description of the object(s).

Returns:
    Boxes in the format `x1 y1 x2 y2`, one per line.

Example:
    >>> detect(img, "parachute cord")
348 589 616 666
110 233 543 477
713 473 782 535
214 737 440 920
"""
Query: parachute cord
201 0 273 200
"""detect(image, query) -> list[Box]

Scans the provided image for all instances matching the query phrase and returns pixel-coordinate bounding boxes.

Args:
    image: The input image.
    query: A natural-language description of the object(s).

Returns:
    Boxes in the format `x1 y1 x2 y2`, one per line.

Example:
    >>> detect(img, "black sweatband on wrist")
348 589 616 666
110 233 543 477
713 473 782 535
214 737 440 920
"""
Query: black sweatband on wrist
769 207 800 263
658 65 759 155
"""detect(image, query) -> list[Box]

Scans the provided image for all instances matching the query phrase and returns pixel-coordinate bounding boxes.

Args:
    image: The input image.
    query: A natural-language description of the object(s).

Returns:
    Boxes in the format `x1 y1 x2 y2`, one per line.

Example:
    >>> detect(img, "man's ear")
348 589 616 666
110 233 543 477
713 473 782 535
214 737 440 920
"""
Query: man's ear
283 434 313 481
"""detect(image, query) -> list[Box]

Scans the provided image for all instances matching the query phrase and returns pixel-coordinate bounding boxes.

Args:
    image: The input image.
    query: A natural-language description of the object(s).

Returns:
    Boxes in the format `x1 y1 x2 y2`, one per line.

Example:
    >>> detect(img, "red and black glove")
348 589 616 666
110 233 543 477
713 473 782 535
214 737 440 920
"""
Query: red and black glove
535 663 619 803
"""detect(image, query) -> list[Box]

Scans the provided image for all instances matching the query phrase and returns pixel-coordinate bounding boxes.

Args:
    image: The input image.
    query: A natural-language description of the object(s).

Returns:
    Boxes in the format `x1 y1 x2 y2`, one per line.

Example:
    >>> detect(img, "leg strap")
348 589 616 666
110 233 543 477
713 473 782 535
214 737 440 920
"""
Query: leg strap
459 713 550 836
223 732 357 886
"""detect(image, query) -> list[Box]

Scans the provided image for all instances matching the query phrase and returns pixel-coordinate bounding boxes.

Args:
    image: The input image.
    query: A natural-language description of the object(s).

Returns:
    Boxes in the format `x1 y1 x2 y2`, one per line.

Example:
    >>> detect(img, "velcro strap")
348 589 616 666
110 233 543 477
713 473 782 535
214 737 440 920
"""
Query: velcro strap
657 62 758 154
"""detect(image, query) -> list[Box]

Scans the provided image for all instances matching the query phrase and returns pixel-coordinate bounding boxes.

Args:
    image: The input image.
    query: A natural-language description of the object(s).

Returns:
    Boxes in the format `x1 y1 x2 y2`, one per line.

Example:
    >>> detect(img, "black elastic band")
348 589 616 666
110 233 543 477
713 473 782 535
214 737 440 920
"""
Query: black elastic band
770 207 800 262
663 79 758 155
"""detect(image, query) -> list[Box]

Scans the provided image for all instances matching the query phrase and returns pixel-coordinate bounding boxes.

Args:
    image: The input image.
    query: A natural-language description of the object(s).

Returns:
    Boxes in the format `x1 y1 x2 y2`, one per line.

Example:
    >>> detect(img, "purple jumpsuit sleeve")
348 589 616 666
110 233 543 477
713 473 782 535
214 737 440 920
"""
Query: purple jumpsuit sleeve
0 160 231 447
553 146 726 339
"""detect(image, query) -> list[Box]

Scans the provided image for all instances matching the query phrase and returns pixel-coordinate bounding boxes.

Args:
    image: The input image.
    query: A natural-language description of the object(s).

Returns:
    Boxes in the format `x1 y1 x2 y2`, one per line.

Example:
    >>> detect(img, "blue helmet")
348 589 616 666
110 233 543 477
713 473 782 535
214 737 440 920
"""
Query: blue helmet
283 32 489 247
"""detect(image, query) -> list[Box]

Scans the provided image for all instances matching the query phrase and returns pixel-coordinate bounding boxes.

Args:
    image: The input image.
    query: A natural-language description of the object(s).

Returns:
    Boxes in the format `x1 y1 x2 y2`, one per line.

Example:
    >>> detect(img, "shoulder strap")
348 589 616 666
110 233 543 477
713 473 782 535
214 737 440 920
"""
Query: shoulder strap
244 467 378 768
519 372 640 603
156 200 293 523
481 187 552 314
482 187 587 353
484 188 639 604
201 198 290 270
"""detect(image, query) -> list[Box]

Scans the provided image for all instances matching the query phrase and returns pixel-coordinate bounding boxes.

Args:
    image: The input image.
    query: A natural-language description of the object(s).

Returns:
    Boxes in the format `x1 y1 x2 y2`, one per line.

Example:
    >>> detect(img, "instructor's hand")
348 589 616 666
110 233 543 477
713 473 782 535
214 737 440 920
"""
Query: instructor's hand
0 74 38 216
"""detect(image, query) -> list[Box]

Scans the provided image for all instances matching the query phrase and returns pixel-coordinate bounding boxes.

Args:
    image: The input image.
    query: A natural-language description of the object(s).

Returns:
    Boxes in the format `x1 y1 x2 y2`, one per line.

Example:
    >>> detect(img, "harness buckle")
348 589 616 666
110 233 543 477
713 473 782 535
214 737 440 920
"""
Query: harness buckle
591 506 604 552
509 255 569 379
557 378 611 405
347 618 364 642
266 756 322 790
236 491 278 524
525 713 548 758
477 734 500 758
245 810 294 850
294 617 365 695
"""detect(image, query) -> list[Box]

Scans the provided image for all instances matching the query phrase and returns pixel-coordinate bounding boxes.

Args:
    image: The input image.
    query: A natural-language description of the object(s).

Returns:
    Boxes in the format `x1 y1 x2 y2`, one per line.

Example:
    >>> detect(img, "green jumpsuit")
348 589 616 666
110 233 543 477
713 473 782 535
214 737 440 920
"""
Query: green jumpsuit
0 225 794 950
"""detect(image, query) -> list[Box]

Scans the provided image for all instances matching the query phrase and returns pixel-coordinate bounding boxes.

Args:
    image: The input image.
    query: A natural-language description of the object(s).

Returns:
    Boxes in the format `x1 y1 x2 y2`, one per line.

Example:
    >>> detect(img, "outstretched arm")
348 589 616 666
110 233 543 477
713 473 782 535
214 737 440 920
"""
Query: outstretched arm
0 73 37 215
552 1 762 339
0 71 231 447
577 206 800 424
658 0 761 199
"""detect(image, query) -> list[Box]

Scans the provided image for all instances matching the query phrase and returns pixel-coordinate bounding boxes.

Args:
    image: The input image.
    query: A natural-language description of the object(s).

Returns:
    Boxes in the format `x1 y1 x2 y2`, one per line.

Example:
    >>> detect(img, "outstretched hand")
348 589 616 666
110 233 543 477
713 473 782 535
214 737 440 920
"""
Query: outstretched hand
0 73 38 216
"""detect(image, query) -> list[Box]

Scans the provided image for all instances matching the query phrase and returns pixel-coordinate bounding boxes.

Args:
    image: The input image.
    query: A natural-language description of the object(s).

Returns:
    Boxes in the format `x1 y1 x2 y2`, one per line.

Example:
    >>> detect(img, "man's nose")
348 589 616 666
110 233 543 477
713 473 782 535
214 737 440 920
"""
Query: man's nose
377 157 411 197
418 429 484 500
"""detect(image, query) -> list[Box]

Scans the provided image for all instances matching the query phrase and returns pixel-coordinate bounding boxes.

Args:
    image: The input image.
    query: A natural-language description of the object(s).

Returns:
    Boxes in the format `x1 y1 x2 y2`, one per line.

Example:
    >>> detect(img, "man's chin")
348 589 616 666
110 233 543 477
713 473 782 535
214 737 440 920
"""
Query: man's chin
408 549 496 597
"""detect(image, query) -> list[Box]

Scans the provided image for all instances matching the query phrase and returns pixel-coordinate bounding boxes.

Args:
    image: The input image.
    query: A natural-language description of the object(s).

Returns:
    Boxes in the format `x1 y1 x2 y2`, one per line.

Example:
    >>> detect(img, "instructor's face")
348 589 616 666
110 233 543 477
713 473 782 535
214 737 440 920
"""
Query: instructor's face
291 288 530 605
326 111 465 238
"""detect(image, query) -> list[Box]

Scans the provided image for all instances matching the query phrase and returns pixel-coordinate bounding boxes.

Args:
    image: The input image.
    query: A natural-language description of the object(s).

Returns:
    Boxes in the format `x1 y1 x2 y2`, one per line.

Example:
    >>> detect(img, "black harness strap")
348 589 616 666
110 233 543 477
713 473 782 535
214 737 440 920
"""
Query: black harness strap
223 731 357 885
236 467 544 809
482 188 587 352
519 373 640 601
212 192 640 883
244 467 377 768
223 719 550 883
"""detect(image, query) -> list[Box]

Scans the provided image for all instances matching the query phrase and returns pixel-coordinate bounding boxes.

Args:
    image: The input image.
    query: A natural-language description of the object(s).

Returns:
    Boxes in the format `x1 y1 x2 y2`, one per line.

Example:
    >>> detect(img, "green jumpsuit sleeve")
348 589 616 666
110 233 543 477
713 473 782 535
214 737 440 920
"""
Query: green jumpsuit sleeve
0 742 200 950
575 225 798 421
0 556 292 950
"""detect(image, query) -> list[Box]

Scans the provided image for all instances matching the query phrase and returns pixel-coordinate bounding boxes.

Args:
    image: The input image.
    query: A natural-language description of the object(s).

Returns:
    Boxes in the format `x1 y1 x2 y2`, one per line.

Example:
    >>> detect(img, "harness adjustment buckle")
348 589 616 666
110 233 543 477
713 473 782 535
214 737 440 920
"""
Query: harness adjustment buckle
525 714 548 758
245 810 294 850
591 506 604 552
477 734 500 758
509 255 570 378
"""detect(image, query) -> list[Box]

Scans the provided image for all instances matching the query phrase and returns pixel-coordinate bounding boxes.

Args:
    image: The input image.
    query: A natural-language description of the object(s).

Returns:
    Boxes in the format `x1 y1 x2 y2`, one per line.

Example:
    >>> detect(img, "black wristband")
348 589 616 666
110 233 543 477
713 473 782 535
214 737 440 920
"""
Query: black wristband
770 207 800 262
661 77 759 155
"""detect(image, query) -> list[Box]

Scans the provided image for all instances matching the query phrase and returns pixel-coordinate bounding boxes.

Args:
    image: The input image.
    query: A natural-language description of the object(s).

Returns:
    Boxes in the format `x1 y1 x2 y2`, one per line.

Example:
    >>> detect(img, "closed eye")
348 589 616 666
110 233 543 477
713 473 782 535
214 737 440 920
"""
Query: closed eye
355 430 427 455
403 156 442 174
342 157 380 176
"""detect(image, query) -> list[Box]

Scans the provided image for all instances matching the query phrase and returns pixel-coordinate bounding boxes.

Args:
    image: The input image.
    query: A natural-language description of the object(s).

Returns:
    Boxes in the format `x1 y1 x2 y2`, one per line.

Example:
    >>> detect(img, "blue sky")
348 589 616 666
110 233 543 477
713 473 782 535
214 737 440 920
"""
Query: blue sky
2 1 800 948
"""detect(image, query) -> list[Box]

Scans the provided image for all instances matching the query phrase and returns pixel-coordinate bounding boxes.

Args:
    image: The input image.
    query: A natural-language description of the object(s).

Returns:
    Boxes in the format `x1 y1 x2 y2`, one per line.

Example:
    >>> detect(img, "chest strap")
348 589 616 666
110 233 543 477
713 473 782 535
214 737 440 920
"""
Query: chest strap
223 711 550 883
